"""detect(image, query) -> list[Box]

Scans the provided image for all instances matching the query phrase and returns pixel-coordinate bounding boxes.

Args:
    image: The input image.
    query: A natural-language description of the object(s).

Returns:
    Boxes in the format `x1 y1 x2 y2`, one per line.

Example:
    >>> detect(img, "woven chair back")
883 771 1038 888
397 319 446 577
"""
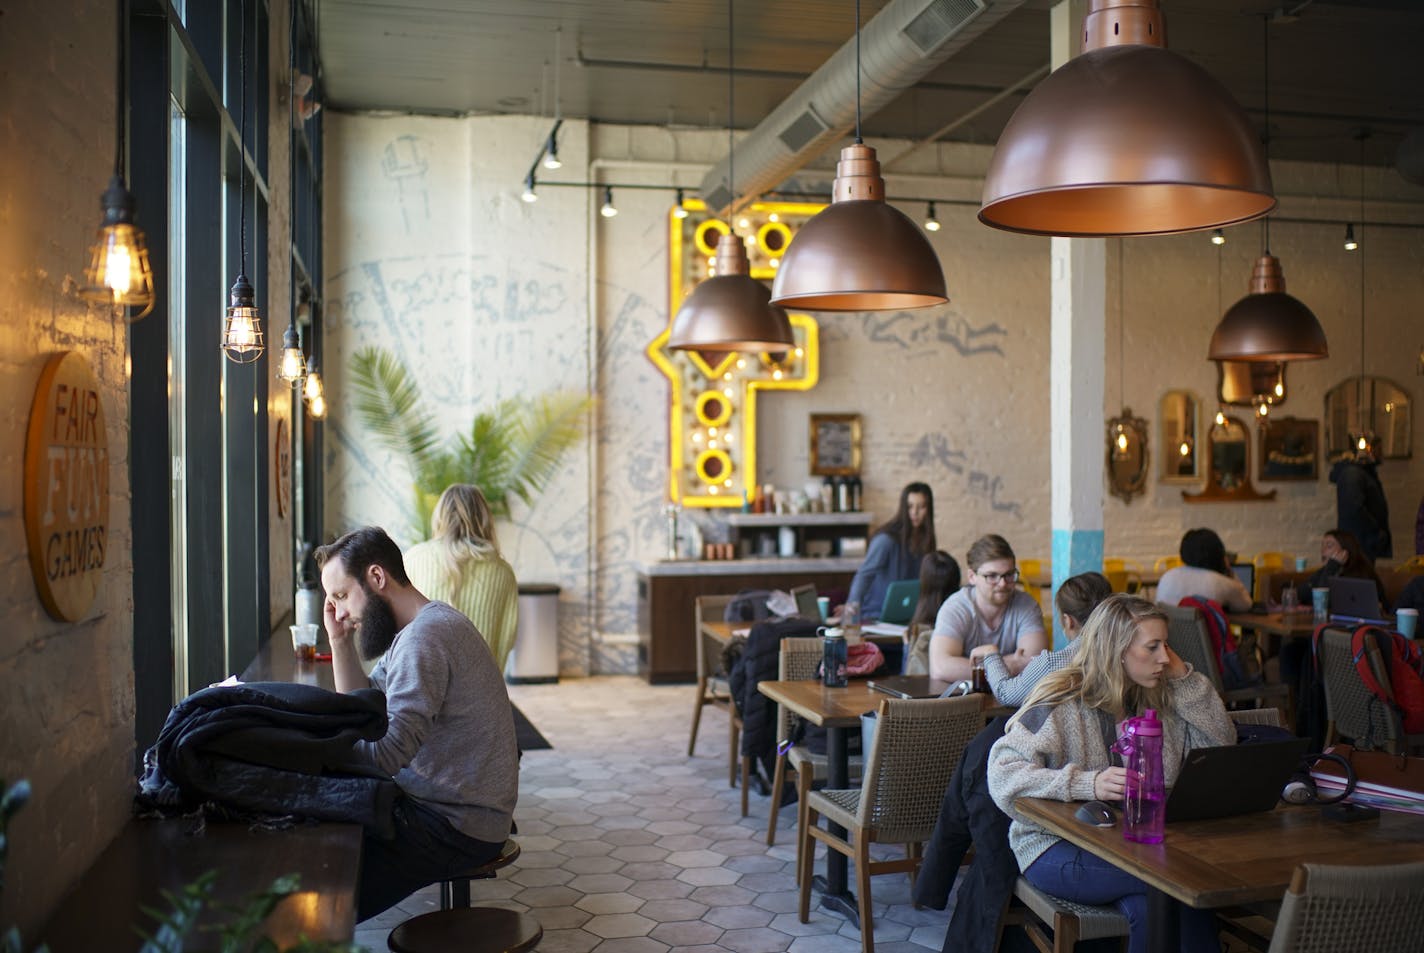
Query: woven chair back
856 695 982 843
695 594 736 682
1267 860 1424 953
776 637 822 739
1161 604 1226 693
1316 627 1403 750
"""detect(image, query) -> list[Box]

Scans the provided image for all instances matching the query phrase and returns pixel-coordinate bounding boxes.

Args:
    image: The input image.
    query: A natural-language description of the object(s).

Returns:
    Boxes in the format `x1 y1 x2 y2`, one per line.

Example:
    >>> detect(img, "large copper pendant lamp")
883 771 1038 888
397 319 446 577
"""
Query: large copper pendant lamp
980 0 1275 237
668 1 794 352
769 1 946 312
1208 251 1327 363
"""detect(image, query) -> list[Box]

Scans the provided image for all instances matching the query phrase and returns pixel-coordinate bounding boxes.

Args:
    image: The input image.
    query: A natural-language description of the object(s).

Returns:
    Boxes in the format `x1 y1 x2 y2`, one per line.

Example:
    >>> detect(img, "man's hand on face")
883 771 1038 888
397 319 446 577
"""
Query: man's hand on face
325 595 355 647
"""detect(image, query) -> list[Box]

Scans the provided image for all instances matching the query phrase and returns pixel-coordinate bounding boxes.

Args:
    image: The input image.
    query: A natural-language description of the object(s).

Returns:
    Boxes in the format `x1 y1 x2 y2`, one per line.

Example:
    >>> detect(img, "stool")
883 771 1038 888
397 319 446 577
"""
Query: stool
387 839 543 952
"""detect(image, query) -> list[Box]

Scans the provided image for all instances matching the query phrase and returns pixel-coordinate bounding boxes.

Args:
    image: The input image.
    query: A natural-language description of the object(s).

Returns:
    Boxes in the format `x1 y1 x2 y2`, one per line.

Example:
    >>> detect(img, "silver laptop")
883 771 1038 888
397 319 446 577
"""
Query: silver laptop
790 583 820 620
1328 576 1387 624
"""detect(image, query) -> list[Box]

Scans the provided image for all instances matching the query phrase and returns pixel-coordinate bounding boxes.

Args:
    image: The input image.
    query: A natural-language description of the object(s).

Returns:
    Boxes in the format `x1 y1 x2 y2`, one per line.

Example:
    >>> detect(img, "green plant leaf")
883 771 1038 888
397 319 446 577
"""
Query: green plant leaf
498 392 594 511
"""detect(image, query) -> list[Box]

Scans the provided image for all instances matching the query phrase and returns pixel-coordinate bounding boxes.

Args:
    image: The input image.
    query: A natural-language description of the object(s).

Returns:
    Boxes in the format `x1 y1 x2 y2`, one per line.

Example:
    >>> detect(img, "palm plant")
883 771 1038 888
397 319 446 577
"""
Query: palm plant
350 346 591 539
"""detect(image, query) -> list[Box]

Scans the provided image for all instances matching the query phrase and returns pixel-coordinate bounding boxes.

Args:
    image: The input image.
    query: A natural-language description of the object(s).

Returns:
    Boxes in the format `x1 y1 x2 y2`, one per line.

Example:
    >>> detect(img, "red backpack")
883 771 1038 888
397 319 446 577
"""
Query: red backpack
1315 623 1424 735
1177 596 1254 689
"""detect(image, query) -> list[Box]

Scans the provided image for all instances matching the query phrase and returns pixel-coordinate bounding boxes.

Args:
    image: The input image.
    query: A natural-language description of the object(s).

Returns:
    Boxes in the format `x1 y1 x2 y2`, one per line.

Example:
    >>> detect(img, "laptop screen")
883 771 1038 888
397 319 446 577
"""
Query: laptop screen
791 584 820 619
1231 562 1255 597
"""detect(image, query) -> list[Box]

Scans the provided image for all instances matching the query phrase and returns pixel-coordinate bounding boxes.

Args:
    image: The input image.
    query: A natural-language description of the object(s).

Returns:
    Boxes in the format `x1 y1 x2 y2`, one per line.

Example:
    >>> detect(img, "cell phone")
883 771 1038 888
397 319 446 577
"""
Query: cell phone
1322 802 1379 823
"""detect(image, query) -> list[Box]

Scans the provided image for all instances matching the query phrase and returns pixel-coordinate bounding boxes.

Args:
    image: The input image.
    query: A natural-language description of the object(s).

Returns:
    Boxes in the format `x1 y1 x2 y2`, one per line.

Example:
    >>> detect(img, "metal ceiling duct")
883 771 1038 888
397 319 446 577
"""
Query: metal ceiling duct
696 0 1028 217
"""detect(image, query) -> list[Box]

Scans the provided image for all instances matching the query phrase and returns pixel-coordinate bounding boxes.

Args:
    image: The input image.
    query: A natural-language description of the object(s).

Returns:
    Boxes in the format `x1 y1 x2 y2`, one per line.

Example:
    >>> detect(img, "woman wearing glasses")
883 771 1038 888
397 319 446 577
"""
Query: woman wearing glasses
929 534 1047 682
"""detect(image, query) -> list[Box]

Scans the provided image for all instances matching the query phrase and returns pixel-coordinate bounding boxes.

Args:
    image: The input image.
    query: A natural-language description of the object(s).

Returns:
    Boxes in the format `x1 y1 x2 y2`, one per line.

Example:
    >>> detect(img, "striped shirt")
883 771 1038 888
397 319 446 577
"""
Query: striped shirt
982 645 1073 708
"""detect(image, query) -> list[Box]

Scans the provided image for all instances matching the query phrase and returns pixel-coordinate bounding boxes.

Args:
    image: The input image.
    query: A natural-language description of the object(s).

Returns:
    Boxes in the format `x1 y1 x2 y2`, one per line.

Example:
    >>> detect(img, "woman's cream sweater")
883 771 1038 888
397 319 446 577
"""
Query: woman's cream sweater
404 541 520 671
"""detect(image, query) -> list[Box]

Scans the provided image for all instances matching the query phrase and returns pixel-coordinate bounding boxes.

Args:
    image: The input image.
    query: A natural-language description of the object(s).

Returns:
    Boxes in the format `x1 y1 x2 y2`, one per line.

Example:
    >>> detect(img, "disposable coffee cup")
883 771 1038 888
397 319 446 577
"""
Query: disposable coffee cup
816 596 830 621
291 623 319 661
1294 556 1308 572
1398 608 1419 639
1311 587 1330 623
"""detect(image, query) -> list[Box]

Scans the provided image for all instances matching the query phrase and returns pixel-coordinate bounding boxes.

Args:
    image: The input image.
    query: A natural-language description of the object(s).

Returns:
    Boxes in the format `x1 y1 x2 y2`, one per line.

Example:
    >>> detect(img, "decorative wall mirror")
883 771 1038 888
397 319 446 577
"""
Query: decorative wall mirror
1324 376 1412 459
1183 413 1275 502
1217 360 1286 407
1158 390 1201 484
1106 408 1148 502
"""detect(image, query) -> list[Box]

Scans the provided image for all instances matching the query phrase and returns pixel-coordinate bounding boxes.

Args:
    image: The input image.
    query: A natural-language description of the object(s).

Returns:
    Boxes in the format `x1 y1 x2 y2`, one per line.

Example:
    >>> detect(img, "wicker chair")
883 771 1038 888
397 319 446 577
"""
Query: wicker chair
1266 861 1424 953
765 637 863 881
1161 604 1292 721
997 877 1129 953
688 594 745 793
797 695 983 953
1315 627 1423 754
1228 707 1283 728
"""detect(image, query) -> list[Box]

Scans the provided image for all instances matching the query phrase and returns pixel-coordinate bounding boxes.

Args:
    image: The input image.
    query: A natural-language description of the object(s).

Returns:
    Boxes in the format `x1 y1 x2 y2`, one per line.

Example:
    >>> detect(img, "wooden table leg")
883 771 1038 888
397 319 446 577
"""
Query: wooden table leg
812 724 860 926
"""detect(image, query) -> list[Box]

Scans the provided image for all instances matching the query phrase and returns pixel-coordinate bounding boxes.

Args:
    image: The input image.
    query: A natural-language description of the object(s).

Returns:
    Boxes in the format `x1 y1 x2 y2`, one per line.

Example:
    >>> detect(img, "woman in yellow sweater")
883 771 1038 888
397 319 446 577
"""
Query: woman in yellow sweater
404 484 519 671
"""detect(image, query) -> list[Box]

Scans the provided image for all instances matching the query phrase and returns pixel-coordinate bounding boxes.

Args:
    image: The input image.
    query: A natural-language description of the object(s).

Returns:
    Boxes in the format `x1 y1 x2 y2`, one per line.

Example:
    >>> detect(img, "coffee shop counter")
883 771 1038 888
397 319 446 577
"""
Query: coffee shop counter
636 558 859 683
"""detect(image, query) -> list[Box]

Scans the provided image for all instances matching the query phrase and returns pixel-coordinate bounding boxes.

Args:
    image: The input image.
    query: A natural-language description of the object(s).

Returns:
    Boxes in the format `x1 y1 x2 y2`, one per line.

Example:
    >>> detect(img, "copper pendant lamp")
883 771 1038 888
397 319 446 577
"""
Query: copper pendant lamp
980 0 1275 237
1208 253 1327 363
769 0 946 312
667 0 795 352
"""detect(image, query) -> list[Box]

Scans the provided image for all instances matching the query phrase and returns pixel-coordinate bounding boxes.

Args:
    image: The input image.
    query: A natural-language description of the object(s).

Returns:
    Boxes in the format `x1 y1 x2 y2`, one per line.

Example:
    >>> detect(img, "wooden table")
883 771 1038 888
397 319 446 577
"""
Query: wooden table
242 627 337 687
757 679 1002 923
1014 797 1424 953
1230 611 1319 640
701 619 905 649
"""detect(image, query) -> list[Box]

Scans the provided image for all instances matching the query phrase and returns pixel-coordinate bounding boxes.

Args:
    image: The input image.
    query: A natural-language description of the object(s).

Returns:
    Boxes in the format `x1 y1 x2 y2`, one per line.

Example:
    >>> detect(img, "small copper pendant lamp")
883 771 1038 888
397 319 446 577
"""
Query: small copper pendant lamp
668 0 795 352
1208 252 1327 363
980 0 1275 237
769 0 947 312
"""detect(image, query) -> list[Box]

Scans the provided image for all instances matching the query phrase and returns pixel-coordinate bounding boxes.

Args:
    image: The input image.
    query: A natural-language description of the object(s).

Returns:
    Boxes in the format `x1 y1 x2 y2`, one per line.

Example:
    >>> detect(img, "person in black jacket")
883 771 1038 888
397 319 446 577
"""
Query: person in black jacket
1332 440 1392 563
728 617 821 789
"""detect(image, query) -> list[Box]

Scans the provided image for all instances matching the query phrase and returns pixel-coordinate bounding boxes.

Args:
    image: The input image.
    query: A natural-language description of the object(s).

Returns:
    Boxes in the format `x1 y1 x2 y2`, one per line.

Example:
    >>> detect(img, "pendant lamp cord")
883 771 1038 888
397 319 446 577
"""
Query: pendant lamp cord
115 0 127 177
1358 136 1366 408
728 0 735 207
854 0 862 144
239 0 249 276
1118 239 1125 408
1261 15 1271 254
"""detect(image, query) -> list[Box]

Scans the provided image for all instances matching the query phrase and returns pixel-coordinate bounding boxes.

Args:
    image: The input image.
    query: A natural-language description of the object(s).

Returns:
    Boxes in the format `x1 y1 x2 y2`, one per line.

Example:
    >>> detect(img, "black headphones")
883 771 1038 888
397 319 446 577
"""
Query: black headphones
1282 751 1356 805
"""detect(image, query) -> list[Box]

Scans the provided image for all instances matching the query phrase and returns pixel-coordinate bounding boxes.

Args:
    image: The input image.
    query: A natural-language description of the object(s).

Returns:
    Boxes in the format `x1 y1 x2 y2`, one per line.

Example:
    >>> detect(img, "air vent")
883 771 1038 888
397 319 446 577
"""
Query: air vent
778 106 829 153
702 184 733 215
902 0 986 55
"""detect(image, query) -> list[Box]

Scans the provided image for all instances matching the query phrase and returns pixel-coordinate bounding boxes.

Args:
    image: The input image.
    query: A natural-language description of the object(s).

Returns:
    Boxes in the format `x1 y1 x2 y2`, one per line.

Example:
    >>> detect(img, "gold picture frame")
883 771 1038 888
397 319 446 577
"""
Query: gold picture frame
809 413 862 476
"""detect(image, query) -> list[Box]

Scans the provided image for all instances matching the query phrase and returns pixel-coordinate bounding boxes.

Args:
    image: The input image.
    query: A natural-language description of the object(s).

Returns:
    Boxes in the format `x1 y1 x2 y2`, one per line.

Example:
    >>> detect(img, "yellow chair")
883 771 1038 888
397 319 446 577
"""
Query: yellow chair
1398 555 1424 575
1018 558 1048 611
1252 552 1291 601
1153 555 1182 574
1103 558 1144 594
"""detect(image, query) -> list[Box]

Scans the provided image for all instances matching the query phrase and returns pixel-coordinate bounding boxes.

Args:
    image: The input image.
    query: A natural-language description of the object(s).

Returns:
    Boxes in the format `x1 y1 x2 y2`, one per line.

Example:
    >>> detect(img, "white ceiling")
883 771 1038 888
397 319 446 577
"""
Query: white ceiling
315 0 1424 171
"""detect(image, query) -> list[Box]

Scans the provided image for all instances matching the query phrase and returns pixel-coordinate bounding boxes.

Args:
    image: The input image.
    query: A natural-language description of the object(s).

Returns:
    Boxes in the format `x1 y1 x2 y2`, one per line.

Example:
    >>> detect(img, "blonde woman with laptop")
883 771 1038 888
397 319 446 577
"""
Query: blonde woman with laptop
404 484 520 670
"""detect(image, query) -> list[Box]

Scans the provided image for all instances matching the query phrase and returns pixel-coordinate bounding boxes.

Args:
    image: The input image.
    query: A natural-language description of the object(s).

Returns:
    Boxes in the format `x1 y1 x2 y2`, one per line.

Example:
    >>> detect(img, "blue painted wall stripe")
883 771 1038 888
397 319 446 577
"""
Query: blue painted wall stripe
1050 528 1105 649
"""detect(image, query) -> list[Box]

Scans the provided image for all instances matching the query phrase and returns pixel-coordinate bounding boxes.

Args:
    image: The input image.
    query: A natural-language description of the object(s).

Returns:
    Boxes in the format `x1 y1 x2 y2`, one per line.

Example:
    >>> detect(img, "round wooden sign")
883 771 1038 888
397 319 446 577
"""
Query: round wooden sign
275 416 292 519
24 352 110 621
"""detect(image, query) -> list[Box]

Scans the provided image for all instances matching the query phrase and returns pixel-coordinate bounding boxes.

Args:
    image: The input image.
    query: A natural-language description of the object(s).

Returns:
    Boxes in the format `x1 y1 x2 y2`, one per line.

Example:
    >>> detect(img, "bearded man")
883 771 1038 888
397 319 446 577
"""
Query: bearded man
316 526 518 920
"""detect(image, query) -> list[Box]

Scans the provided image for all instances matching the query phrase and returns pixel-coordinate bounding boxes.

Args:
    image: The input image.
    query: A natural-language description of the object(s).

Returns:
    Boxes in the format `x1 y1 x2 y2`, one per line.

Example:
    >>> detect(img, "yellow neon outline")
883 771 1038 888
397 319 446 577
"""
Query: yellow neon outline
694 219 729 258
695 390 734 427
694 447 734 485
756 220 792 257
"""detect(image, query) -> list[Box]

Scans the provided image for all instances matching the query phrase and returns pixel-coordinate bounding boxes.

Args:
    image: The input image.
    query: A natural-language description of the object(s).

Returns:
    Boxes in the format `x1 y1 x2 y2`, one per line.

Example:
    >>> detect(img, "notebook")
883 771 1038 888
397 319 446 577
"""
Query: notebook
791 583 820 620
1328 576 1387 624
1230 562 1256 599
878 579 920 625
867 675 956 699
1164 737 1309 822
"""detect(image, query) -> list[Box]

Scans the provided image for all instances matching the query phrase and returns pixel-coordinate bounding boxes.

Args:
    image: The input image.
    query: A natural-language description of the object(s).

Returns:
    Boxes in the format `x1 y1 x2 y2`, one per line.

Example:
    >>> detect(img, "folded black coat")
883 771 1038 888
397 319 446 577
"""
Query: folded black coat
137 680 399 837
729 618 821 784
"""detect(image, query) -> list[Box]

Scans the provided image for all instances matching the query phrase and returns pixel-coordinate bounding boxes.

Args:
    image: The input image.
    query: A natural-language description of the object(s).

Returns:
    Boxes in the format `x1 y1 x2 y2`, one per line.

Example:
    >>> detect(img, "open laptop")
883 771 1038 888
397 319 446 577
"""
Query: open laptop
1328 576 1388 624
790 583 821 620
1164 737 1309 822
879 580 920 625
1230 562 1256 599
867 675 957 699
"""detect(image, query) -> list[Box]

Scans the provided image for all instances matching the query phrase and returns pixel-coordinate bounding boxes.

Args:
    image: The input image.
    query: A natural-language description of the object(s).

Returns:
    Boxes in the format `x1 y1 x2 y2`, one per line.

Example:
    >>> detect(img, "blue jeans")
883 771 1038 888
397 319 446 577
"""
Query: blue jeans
1024 840 1219 953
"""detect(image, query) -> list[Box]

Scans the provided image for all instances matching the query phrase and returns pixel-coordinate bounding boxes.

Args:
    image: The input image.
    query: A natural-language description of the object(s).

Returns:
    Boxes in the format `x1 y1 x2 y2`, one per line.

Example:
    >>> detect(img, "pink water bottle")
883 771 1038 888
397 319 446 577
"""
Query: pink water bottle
1116 709 1165 844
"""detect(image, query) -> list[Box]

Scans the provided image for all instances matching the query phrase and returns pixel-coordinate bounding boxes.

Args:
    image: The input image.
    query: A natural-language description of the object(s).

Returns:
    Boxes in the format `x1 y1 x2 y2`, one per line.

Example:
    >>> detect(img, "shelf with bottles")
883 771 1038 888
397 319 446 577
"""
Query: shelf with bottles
720 511 873 560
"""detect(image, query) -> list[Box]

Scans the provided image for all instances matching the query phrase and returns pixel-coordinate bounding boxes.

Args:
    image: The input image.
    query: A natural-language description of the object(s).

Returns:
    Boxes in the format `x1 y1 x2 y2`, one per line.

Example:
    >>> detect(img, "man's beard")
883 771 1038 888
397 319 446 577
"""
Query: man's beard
357 587 400 661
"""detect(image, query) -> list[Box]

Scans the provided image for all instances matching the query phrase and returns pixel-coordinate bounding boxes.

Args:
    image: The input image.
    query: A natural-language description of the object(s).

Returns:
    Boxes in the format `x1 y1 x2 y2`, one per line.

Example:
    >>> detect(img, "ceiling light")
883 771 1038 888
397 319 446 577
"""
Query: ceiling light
1207 253 1328 363
980 0 1274 237
600 186 618 218
304 366 324 402
277 323 307 383
521 175 538 203
673 188 689 219
668 0 794 354
222 0 264 364
308 392 327 420
1211 229 1225 246
924 202 941 232
1343 223 1357 251
769 0 946 311
82 0 154 320
542 134 562 170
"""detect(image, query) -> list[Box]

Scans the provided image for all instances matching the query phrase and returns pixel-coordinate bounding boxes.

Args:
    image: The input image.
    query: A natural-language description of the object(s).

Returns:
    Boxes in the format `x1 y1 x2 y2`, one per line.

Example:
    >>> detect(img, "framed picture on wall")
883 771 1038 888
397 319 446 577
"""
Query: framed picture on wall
1259 416 1319 482
809 413 862 476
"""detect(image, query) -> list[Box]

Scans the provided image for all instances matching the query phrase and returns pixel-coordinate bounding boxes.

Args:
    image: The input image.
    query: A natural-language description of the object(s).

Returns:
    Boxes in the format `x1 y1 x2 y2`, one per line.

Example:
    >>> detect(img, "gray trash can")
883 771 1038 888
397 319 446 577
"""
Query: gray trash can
508 583 560 684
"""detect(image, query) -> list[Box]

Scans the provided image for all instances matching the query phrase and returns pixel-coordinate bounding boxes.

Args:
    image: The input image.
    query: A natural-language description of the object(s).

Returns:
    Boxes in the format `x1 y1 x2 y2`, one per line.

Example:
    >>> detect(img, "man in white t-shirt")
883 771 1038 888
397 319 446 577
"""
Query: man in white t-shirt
930 534 1047 682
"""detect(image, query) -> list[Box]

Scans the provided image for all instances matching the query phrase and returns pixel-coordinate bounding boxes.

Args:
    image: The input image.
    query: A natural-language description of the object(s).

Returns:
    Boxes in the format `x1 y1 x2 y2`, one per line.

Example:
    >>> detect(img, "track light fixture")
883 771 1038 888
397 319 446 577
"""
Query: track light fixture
521 175 538 203
673 189 689 219
600 186 618 218
924 203 941 232
1343 223 1357 250
1211 229 1225 245
542 134 562 170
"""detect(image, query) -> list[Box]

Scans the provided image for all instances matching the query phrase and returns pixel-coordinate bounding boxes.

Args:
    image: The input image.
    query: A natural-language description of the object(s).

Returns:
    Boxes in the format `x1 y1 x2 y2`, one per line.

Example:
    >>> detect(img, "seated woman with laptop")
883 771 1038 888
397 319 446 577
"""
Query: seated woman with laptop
987 595 1237 953
1294 528 1387 609
1154 527 1253 612
929 534 1048 682
843 482 936 621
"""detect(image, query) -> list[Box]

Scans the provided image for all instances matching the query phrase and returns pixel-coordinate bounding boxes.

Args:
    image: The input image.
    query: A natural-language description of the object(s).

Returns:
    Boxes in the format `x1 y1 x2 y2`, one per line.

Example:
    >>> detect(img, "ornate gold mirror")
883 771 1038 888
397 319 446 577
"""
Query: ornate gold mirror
1217 360 1286 407
1106 408 1148 502
1184 413 1274 502
1324 376 1412 459
1158 390 1201 484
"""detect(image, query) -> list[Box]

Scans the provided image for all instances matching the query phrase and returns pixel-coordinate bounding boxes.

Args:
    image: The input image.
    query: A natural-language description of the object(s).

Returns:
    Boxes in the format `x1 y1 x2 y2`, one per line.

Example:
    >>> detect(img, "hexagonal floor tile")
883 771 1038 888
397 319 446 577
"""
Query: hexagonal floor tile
567 872 635 894
719 926 795 953
583 912 657 939
575 892 644 915
647 918 724 946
